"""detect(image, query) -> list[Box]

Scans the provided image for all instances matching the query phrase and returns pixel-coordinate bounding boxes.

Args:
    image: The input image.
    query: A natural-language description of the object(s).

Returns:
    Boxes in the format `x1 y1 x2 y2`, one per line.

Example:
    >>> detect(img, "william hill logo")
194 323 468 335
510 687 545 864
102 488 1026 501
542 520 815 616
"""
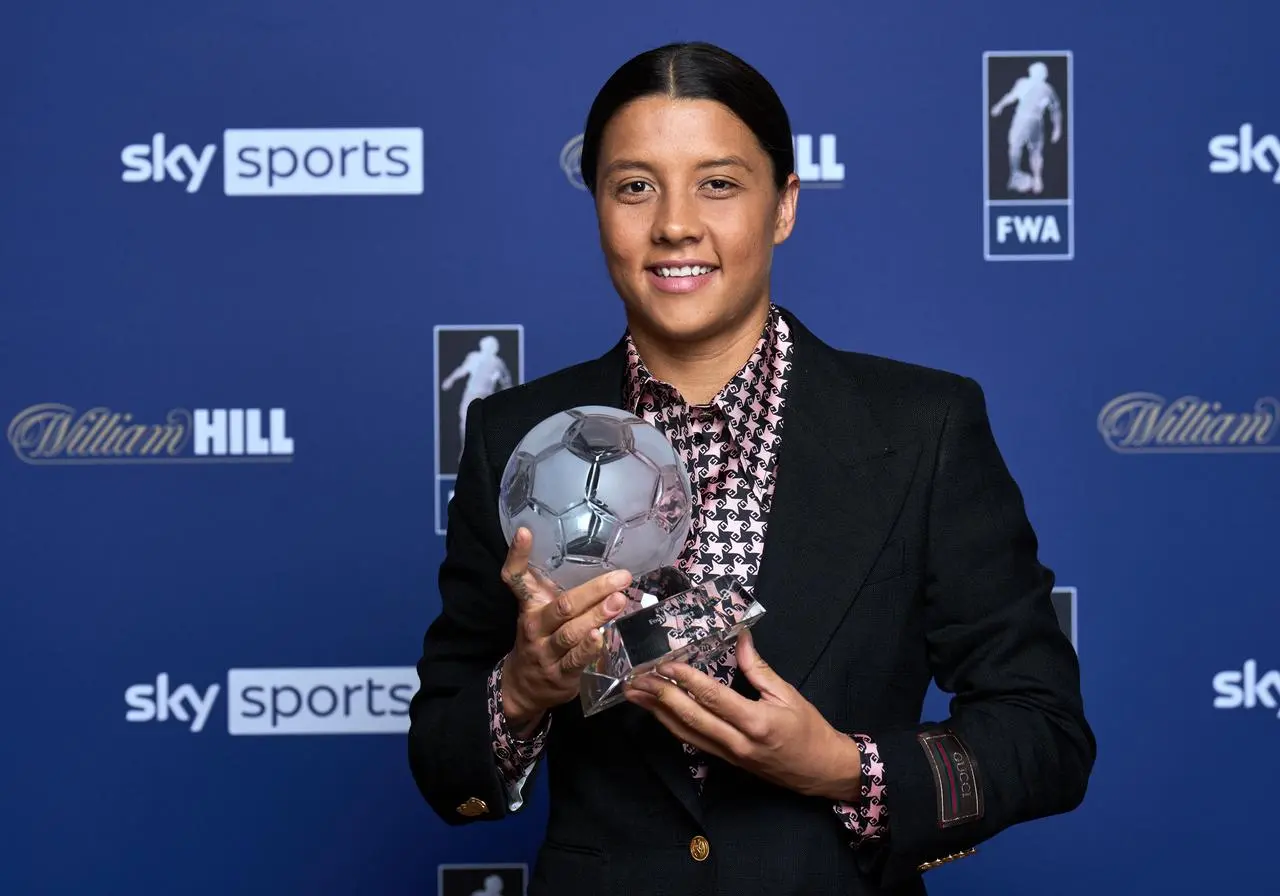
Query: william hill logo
1097 393 1279 453
7 404 294 464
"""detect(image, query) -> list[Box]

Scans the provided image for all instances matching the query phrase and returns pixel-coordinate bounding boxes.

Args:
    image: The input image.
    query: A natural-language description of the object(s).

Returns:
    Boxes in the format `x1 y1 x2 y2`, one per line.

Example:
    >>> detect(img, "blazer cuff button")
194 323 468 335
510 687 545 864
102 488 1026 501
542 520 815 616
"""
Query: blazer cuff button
456 797 489 817
916 847 977 873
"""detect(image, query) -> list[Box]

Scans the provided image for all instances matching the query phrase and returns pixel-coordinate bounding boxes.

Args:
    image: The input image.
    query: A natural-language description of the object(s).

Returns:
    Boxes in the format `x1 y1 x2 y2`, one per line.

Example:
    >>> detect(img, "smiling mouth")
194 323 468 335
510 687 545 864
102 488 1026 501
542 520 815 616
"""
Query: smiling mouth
645 264 719 295
650 264 717 278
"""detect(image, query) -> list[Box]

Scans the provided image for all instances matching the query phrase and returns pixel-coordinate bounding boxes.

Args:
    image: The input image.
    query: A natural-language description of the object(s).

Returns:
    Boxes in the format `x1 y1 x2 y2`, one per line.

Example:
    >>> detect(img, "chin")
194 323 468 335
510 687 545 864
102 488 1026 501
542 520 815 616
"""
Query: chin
648 293 767 340
629 295 730 343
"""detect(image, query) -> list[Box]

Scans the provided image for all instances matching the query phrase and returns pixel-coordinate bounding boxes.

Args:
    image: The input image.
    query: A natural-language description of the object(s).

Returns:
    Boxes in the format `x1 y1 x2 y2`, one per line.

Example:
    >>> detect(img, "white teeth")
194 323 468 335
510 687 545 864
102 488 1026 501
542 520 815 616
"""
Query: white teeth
656 265 714 278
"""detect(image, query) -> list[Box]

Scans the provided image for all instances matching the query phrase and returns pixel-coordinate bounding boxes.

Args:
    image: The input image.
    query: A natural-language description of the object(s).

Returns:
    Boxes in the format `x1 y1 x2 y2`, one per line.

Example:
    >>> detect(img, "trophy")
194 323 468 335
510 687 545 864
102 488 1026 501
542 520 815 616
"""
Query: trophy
497 405 765 716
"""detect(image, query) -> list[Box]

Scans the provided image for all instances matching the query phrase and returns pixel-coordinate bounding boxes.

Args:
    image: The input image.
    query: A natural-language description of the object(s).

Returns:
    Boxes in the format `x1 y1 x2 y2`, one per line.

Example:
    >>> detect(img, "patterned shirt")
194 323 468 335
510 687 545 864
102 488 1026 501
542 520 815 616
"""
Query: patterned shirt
486 304 887 844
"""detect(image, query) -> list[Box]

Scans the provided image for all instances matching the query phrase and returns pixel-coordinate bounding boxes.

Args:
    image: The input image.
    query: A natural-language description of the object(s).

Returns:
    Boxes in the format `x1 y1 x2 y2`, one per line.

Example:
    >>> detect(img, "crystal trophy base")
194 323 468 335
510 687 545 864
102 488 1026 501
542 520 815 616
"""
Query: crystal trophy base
579 572 765 717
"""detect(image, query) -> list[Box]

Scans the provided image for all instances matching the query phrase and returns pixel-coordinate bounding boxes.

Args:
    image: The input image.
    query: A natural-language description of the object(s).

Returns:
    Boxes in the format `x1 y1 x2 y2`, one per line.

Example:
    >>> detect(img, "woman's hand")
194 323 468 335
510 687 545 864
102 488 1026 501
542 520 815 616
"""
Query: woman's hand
498 526 633 734
624 630 863 801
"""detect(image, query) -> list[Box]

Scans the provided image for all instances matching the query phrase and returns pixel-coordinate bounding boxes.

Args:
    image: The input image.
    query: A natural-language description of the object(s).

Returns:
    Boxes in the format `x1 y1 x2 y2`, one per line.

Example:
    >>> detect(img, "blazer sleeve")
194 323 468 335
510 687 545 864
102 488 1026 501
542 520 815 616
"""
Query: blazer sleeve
857 376 1096 887
407 396 537 824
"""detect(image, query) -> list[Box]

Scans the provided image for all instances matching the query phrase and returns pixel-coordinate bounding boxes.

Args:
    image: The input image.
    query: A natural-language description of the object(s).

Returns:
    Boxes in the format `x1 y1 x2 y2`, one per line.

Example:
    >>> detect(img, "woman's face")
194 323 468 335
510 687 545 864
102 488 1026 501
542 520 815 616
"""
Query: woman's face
593 96 799 348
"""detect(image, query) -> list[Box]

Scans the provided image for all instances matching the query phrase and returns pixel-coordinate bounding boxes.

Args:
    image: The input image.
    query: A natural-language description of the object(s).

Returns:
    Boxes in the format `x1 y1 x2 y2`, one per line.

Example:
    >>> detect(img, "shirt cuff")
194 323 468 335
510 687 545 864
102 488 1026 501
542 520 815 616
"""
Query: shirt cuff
832 734 889 843
487 657 550 810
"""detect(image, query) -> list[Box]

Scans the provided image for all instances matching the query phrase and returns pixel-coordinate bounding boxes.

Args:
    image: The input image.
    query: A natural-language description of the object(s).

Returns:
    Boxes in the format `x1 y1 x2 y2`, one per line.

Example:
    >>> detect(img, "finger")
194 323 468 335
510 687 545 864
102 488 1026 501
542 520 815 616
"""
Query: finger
626 674 752 758
558 627 606 675
733 631 791 701
625 688 730 761
522 564 562 597
653 661 756 729
548 590 628 658
536 568 633 638
626 685 745 763
500 528 542 604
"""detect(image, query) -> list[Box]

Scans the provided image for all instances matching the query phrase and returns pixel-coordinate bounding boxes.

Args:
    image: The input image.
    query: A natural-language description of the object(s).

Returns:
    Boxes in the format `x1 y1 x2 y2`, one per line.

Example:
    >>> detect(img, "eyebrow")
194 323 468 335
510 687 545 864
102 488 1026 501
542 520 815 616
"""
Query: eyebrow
602 155 754 178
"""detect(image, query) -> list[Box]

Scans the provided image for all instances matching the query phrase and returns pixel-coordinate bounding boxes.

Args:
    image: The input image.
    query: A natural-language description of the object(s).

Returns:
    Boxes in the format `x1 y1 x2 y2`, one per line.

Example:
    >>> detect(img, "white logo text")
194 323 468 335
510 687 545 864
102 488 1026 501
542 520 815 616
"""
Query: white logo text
121 134 217 194
1209 124 1280 183
792 134 844 184
124 674 221 733
123 668 417 734
193 408 293 457
120 129 424 195
996 214 1062 244
1214 661 1280 719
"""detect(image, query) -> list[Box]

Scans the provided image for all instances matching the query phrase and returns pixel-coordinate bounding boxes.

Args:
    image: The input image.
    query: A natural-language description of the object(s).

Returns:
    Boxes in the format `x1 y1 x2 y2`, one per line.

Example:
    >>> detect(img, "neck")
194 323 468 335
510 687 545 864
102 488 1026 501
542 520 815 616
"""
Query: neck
629 302 771 405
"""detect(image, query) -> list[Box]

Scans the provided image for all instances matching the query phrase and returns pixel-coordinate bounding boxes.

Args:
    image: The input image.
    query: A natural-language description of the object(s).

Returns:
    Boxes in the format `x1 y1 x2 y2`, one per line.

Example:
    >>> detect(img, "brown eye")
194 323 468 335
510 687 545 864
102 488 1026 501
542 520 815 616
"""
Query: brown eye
703 179 739 196
615 180 653 201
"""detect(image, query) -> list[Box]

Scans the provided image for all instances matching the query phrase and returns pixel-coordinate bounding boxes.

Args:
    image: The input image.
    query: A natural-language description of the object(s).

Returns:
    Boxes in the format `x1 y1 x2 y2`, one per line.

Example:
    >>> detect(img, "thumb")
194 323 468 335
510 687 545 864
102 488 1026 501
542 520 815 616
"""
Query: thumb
735 630 787 697
504 527 554 609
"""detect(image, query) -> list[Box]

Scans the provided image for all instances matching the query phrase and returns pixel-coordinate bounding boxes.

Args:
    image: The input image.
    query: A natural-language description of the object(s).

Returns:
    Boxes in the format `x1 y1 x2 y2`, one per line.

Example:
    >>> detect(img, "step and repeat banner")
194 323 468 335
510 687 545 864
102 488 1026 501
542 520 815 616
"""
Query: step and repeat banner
2 1 1274 894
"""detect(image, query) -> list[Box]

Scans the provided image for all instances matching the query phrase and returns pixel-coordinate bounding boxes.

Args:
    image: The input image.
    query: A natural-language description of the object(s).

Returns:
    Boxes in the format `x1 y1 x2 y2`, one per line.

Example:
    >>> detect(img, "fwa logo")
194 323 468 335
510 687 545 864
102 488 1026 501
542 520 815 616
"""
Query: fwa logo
120 128 424 196
559 132 844 190
435 325 524 534
7 404 294 464
124 667 418 734
983 51 1073 261
1097 393 1280 453
1209 124 1280 184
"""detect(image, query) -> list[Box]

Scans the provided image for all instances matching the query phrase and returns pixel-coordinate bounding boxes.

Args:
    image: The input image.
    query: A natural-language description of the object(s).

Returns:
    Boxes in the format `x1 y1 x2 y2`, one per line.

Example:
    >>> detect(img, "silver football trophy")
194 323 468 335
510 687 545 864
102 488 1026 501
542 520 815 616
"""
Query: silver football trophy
497 405 765 716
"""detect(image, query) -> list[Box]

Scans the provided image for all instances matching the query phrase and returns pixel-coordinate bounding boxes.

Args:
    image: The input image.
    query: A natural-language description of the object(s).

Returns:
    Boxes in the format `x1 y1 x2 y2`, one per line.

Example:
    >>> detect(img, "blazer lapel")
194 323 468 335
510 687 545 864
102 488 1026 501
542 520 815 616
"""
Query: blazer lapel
741 314 923 693
697 311 922 809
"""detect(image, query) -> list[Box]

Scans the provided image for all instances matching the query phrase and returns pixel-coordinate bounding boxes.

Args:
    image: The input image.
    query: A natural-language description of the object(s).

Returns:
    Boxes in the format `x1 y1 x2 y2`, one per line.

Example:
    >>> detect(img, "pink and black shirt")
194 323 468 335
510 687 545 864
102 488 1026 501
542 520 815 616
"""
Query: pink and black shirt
486 304 888 845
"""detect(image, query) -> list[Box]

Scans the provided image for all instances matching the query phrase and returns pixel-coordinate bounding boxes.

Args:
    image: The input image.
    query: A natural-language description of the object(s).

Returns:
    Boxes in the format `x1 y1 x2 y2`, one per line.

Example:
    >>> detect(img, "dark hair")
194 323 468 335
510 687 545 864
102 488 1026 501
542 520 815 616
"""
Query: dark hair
579 42 795 195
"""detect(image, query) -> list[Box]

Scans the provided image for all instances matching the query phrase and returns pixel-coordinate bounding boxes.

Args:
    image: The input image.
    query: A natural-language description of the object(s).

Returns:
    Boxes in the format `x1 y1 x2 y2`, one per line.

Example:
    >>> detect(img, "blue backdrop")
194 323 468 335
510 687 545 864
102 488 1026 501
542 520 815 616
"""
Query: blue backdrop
3 1 1276 893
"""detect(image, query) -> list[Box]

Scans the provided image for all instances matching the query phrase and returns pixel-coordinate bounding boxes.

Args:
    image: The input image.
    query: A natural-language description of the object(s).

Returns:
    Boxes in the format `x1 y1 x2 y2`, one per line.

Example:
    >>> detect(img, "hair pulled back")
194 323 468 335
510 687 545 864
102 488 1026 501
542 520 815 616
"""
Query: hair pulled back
579 42 795 195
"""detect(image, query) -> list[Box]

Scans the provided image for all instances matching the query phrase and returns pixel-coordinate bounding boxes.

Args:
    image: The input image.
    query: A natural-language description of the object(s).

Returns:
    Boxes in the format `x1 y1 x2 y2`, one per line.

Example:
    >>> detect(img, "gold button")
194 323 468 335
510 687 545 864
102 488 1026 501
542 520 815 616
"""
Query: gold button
455 797 488 817
689 835 710 862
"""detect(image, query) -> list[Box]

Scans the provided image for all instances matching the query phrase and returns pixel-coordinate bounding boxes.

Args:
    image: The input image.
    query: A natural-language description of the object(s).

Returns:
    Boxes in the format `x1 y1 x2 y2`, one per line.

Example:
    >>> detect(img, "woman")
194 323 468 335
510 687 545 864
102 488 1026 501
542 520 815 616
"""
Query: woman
409 41 1094 896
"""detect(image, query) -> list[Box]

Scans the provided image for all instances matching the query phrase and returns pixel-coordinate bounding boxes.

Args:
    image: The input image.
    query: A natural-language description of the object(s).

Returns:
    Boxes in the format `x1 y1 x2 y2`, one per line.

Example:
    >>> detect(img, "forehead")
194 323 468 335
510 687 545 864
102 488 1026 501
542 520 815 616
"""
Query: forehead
599 96 765 163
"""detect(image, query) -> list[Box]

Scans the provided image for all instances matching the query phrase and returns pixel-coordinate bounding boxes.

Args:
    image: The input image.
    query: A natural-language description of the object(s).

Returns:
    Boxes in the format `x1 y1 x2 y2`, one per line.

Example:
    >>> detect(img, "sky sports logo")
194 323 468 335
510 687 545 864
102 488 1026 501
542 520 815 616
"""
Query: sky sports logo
123 667 417 734
1213 660 1280 719
120 129 424 196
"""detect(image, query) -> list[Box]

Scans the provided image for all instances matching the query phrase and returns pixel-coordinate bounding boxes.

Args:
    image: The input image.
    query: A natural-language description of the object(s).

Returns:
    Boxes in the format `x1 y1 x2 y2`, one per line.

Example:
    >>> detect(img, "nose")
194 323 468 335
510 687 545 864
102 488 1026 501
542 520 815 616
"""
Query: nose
651 190 703 245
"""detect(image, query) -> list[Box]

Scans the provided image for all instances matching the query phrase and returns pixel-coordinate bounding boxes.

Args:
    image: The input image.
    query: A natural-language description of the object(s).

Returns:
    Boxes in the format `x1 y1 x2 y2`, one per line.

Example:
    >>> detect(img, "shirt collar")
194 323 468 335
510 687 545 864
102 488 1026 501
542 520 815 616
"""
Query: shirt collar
623 304 784 444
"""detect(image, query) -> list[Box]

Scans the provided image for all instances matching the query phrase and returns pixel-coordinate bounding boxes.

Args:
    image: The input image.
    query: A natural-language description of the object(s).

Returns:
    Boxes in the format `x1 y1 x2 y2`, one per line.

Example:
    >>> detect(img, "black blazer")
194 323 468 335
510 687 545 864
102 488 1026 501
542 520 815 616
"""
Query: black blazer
409 307 1095 895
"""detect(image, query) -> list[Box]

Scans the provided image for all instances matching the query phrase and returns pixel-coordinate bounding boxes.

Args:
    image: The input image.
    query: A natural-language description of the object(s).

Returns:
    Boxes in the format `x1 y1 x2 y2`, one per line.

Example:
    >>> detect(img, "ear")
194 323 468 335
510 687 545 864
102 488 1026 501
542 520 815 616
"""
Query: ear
772 173 800 246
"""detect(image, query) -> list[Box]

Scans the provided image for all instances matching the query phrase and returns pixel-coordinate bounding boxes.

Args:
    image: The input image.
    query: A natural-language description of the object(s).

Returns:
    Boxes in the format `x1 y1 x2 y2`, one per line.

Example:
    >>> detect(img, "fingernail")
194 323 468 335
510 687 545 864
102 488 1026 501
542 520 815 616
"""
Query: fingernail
609 570 632 587
605 593 626 613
